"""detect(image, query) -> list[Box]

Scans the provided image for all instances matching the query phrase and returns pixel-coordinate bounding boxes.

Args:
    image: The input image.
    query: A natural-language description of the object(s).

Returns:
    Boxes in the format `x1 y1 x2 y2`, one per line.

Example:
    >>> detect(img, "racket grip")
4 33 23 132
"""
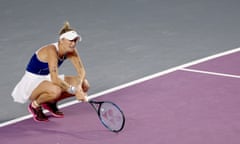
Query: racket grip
76 93 88 102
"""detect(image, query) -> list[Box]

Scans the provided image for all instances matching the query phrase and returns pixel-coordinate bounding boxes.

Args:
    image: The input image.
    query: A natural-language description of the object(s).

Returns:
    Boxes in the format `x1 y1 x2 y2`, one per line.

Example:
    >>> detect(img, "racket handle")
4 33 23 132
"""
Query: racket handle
85 96 89 102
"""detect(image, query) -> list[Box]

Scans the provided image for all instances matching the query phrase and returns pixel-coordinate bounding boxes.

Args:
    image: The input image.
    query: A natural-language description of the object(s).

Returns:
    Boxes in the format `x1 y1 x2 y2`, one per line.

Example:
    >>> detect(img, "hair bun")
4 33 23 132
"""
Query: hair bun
59 21 74 35
64 21 70 29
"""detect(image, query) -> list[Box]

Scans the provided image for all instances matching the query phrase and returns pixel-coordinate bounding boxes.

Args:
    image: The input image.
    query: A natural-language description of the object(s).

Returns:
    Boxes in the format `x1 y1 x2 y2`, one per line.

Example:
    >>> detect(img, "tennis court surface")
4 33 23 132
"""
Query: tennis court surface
1 48 240 144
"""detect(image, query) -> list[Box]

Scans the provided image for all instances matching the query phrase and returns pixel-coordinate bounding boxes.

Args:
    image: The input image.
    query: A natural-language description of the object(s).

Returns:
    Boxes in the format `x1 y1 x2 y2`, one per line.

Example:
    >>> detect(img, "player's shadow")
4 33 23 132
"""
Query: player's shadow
0 119 120 142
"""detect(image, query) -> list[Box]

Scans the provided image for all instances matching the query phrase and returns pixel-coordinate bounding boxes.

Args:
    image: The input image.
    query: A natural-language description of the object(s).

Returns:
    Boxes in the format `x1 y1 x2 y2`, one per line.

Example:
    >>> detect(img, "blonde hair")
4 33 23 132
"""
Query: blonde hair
59 21 75 35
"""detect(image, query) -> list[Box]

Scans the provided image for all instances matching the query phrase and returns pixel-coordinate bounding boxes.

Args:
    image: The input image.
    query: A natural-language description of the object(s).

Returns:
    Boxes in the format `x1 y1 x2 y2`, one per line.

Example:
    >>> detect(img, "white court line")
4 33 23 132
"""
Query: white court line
181 68 240 78
1 47 240 128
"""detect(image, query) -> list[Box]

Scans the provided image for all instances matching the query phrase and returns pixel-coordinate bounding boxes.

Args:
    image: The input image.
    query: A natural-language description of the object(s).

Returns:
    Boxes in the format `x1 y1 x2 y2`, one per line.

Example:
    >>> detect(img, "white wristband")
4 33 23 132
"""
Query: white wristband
68 86 76 94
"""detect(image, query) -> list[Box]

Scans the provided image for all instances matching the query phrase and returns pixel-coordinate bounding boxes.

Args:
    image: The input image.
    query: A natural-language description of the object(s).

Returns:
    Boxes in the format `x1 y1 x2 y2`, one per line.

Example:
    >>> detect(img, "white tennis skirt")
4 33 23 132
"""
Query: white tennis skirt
11 71 64 104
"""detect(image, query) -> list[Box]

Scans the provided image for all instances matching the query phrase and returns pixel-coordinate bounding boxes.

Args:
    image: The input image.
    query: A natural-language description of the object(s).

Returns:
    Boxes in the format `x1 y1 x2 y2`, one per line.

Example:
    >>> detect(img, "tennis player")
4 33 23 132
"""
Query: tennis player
11 21 90 122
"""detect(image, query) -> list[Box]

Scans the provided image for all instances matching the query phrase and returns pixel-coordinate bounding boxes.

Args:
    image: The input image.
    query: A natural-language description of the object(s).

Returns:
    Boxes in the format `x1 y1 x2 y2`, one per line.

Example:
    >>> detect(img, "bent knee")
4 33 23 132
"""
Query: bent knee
49 85 62 97
39 82 63 98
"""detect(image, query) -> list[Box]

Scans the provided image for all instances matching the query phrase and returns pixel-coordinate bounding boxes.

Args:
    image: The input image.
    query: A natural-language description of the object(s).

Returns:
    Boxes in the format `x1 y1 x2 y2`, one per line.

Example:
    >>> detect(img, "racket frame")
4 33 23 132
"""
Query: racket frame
89 100 125 133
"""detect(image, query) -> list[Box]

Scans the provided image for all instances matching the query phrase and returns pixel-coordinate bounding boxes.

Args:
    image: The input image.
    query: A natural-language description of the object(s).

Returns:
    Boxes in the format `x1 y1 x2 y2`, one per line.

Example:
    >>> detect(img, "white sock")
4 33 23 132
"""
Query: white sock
31 100 40 108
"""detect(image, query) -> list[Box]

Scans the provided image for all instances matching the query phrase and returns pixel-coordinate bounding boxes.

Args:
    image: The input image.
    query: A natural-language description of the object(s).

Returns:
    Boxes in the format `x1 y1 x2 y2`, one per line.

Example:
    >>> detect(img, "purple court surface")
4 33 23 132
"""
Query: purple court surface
1 49 240 144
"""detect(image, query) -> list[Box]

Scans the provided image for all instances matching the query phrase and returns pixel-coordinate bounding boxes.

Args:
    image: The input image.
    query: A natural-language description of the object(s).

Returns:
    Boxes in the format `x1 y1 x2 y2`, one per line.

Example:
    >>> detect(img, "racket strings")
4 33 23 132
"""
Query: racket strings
101 109 119 124
100 104 124 131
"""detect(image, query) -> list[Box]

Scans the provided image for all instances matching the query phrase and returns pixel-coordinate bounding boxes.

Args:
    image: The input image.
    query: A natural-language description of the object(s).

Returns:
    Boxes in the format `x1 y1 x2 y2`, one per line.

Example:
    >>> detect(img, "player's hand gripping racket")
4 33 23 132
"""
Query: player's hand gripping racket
89 100 125 133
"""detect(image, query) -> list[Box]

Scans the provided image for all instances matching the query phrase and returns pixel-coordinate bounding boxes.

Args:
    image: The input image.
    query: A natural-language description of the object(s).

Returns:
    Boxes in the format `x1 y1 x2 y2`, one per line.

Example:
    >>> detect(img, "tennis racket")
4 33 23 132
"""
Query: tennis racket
89 100 125 133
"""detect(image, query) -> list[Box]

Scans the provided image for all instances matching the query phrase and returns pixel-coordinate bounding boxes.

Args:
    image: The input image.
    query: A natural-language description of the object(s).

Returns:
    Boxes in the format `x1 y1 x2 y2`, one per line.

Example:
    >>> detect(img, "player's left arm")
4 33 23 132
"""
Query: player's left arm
68 49 89 90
